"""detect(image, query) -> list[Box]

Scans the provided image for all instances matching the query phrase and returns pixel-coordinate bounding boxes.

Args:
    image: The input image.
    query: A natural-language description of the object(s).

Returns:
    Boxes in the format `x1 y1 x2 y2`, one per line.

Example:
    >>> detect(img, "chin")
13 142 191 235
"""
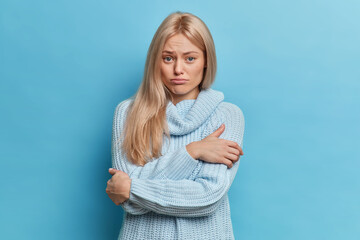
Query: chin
169 86 191 95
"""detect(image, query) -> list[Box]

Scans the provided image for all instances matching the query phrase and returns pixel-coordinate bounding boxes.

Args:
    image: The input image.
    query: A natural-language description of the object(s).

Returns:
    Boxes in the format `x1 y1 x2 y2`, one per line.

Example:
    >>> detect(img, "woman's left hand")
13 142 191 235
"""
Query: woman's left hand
106 168 131 205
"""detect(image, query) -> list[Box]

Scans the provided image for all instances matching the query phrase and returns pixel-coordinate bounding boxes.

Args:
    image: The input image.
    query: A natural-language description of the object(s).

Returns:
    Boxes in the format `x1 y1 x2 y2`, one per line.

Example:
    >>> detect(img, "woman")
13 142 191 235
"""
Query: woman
106 11 245 240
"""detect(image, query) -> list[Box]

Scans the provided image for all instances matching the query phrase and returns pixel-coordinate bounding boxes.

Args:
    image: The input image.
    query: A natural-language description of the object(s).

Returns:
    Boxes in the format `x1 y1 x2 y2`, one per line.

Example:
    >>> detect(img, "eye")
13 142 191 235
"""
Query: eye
163 56 173 62
186 57 195 62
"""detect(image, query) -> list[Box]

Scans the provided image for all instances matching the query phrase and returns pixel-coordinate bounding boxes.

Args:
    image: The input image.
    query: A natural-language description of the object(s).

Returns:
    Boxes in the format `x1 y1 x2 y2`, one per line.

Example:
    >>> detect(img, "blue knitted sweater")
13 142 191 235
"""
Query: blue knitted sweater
111 88 245 240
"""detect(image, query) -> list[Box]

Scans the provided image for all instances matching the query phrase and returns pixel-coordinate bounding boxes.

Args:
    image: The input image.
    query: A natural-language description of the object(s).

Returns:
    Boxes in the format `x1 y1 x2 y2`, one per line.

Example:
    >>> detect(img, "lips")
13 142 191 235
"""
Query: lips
171 79 188 84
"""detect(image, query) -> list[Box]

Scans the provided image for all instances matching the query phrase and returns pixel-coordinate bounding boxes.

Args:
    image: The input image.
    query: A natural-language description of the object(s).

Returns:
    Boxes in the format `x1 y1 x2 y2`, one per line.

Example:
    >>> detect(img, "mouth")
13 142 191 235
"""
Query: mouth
171 78 188 84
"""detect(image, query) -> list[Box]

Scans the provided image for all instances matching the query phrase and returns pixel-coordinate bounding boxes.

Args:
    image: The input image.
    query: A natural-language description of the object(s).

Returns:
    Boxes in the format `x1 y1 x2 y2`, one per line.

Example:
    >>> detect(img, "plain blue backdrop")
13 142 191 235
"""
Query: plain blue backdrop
1 0 359 239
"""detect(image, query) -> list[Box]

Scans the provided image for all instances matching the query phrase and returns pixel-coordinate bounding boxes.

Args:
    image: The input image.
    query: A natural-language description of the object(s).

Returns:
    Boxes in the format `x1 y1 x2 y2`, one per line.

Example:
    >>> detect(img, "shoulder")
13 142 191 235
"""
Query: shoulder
115 98 134 111
114 98 134 116
113 98 135 126
203 101 245 137
216 101 245 124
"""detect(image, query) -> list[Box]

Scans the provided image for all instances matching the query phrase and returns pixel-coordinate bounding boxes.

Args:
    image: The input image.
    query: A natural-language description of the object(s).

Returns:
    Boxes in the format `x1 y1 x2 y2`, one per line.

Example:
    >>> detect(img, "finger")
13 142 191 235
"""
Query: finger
238 145 244 155
108 193 125 205
236 144 244 155
227 146 240 159
108 194 121 205
225 142 238 156
208 124 225 137
227 141 243 155
109 168 118 175
222 159 233 168
226 152 239 163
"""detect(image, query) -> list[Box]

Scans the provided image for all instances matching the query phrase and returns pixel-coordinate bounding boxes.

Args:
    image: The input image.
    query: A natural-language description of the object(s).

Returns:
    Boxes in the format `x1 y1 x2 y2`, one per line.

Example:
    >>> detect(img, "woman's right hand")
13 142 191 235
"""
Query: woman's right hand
186 124 243 168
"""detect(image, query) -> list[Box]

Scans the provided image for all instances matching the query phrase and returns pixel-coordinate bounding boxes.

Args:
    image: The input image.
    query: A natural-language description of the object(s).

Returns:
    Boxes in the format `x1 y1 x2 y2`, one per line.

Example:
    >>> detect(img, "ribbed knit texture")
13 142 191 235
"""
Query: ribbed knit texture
111 88 245 240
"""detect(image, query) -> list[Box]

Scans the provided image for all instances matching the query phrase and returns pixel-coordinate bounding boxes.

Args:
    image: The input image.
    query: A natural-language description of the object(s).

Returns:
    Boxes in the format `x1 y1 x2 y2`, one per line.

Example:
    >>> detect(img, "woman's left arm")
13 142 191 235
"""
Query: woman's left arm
123 103 245 217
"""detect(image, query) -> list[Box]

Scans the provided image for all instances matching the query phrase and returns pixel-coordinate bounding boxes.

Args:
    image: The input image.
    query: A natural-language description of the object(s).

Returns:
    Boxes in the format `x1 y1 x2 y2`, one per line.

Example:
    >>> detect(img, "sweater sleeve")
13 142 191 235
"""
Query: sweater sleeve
126 103 245 217
111 100 201 214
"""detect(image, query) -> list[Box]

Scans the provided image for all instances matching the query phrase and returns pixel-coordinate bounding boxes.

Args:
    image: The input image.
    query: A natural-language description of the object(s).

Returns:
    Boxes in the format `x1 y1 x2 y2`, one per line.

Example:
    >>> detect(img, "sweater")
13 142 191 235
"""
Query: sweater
111 88 245 240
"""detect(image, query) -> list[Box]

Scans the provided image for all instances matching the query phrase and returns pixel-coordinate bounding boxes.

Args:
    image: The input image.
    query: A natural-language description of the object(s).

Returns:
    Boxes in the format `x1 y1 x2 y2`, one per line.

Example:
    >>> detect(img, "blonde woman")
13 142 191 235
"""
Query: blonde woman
106 11 245 240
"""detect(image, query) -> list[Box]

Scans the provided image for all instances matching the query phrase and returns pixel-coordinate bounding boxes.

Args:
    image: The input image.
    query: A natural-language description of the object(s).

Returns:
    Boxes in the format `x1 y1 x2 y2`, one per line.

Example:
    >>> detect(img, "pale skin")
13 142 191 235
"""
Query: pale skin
160 33 205 104
106 33 244 205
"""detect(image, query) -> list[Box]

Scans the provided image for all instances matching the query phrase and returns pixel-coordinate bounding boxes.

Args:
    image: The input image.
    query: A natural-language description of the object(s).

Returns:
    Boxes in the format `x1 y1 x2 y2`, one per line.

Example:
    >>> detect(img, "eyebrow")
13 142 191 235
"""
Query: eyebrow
162 50 199 55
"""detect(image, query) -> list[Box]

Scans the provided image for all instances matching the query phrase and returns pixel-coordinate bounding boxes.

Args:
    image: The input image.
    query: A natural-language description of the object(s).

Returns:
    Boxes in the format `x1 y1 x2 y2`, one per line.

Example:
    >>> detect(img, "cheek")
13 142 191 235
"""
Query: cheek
190 63 205 77
160 64 171 77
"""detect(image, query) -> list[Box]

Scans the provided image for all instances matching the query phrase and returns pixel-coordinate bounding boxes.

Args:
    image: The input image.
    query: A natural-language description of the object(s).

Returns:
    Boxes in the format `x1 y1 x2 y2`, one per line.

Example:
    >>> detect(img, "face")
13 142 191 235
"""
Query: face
160 33 206 105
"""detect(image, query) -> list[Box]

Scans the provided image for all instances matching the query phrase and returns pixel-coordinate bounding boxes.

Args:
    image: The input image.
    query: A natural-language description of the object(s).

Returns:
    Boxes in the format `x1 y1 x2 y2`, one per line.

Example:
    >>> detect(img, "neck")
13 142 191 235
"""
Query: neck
171 87 200 105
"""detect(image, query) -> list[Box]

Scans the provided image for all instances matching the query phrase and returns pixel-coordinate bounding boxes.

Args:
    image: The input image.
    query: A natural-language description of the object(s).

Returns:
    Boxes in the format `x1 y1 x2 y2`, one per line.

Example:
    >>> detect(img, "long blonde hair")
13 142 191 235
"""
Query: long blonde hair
121 11 217 166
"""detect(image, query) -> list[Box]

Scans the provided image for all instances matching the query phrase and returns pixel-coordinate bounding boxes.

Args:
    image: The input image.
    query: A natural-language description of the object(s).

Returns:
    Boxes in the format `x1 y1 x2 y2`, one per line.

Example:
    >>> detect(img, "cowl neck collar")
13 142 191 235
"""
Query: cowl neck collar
166 88 224 135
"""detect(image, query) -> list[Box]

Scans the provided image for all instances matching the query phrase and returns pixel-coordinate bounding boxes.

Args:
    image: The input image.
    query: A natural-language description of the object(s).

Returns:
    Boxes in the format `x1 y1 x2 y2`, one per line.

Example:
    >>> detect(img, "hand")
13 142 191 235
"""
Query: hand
106 168 131 205
186 124 244 168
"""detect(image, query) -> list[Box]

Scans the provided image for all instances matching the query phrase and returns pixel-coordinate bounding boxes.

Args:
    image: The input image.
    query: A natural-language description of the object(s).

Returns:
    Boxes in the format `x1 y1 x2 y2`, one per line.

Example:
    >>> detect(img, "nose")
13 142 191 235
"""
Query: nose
174 60 184 75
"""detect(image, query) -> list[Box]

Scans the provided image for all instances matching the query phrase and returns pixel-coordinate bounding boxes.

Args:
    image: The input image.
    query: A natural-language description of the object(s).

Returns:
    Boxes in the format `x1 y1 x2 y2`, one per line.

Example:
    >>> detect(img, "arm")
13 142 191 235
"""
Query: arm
111 100 201 214
112 99 200 180
126 103 245 217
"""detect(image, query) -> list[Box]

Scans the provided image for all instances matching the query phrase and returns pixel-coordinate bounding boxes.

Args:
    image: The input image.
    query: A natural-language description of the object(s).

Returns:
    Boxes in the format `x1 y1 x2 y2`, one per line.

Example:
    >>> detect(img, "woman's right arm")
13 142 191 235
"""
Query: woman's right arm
111 100 200 181
112 99 203 215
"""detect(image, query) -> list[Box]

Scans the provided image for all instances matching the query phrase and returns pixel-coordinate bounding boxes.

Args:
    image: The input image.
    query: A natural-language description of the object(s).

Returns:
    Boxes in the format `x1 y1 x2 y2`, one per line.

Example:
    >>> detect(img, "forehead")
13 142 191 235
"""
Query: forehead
162 33 202 52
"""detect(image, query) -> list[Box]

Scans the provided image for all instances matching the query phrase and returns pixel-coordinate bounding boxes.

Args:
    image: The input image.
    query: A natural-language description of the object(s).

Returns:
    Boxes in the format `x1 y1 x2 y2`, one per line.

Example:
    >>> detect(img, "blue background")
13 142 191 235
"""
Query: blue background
1 0 359 239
